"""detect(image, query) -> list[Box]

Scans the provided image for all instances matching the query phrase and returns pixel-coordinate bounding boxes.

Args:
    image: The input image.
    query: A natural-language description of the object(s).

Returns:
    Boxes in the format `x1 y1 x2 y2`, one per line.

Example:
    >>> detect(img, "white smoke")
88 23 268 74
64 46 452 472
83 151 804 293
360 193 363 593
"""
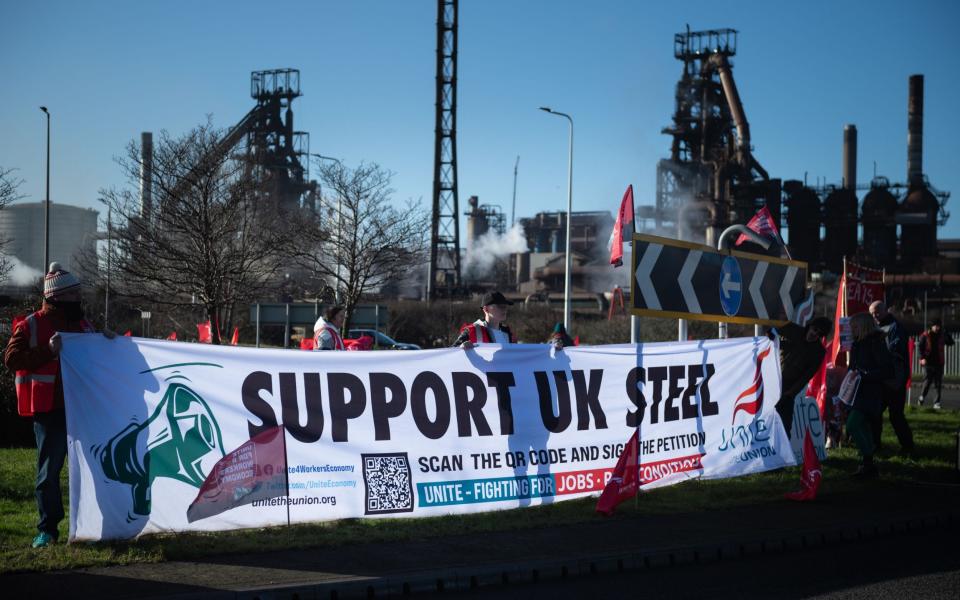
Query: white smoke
463 224 527 279
5 255 42 286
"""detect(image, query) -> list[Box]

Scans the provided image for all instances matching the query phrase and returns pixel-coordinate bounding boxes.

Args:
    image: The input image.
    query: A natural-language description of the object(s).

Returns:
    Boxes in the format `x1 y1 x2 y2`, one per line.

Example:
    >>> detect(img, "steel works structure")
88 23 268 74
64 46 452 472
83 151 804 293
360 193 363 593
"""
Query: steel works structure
428 0 463 299
655 27 780 248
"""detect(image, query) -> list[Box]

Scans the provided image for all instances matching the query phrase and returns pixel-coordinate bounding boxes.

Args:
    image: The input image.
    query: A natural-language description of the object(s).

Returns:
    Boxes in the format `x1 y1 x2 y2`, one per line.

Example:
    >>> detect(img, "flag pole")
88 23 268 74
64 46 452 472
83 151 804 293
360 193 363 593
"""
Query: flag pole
281 425 291 527
625 184 640 344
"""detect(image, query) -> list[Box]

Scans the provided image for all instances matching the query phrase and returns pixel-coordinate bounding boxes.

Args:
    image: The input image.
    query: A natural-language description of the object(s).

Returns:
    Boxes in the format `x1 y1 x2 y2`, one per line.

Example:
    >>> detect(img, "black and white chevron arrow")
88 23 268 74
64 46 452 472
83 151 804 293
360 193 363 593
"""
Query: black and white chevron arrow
631 235 808 324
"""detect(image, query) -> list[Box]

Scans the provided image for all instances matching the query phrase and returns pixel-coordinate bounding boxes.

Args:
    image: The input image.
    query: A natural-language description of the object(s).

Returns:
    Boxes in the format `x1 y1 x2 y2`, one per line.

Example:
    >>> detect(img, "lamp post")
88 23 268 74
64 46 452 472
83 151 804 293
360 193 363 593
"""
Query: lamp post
539 107 574 331
40 106 50 271
310 154 344 303
98 199 112 328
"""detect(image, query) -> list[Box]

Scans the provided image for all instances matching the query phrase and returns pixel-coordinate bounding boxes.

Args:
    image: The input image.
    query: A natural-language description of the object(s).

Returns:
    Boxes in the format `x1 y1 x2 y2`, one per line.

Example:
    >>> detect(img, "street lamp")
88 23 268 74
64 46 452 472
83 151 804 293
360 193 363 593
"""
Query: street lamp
539 106 574 331
39 106 50 271
98 198 112 328
310 154 344 303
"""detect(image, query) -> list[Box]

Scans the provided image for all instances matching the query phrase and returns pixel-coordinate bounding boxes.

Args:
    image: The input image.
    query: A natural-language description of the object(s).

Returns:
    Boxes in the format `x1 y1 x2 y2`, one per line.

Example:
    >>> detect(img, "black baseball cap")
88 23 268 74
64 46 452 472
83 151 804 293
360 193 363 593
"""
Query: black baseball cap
481 291 513 307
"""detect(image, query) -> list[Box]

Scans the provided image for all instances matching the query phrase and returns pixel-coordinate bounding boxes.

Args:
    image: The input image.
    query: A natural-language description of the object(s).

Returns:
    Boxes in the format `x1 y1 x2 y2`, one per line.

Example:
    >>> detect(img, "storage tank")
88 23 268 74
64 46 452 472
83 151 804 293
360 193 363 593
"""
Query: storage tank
898 184 938 268
784 180 821 268
860 180 897 268
823 187 857 273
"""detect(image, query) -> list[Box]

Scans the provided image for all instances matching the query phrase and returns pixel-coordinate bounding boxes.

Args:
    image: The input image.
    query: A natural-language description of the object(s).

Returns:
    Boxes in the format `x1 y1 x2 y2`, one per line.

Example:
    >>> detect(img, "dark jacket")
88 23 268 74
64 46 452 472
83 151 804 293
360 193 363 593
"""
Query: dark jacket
919 329 955 367
877 313 909 389
777 322 825 402
848 330 896 417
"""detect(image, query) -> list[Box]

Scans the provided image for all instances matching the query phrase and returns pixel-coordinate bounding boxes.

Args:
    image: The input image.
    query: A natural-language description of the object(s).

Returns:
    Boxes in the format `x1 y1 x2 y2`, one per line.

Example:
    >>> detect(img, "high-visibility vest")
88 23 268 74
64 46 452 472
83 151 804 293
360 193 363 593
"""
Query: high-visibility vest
460 323 514 344
314 325 345 350
461 323 493 344
13 311 93 417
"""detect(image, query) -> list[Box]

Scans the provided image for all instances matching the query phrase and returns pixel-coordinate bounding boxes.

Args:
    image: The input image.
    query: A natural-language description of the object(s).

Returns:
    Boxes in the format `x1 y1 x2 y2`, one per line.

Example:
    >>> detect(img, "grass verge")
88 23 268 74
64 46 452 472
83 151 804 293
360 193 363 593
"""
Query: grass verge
1 407 957 575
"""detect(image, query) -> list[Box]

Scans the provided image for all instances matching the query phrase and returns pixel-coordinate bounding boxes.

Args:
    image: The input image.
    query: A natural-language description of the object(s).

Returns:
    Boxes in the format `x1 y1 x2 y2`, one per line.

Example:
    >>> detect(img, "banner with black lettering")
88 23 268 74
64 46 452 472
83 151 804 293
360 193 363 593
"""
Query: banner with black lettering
60 334 795 541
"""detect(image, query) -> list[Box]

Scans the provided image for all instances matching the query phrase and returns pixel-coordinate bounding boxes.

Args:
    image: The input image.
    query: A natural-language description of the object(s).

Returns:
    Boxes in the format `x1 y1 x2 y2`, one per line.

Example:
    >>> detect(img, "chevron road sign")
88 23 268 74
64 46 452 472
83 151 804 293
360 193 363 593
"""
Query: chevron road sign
631 233 808 325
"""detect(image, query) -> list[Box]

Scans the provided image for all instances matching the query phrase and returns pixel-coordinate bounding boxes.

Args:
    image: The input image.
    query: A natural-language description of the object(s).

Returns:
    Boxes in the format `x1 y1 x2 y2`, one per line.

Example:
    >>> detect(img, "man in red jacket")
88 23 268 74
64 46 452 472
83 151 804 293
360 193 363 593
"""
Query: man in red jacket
4 262 107 548
918 318 955 410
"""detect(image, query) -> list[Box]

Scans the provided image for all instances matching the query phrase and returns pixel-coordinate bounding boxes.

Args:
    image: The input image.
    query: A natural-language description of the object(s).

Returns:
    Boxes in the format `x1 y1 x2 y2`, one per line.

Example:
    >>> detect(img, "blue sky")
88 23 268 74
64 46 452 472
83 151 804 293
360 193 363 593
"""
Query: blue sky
2 0 958 243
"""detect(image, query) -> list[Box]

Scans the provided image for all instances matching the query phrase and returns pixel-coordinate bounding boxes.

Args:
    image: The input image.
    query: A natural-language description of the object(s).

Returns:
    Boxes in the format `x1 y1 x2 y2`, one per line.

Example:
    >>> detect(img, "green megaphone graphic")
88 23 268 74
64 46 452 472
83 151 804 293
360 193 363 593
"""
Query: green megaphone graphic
98 383 225 516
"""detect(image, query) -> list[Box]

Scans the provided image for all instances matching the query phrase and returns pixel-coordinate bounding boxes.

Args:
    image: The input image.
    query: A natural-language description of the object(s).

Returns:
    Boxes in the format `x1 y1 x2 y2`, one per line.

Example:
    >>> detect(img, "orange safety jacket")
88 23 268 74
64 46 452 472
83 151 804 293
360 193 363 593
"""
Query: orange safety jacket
12 311 93 417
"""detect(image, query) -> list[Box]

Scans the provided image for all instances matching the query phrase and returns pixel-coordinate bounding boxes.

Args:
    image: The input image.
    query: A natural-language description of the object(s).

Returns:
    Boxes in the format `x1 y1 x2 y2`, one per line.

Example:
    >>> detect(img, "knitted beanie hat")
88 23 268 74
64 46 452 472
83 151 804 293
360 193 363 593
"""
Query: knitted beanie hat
43 262 81 299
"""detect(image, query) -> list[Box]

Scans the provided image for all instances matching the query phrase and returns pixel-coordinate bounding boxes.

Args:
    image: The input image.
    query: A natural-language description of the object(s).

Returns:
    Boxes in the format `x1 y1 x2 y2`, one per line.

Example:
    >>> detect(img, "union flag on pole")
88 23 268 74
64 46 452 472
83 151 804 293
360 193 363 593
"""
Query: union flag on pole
187 425 289 523
608 185 635 267
735 206 782 247
784 429 822 501
595 429 639 516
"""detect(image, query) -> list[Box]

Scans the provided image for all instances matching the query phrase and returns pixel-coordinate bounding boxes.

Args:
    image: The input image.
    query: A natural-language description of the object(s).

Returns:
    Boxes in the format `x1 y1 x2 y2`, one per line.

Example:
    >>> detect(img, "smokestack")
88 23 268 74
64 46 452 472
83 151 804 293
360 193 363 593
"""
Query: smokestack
907 74 924 185
140 132 153 220
842 124 857 190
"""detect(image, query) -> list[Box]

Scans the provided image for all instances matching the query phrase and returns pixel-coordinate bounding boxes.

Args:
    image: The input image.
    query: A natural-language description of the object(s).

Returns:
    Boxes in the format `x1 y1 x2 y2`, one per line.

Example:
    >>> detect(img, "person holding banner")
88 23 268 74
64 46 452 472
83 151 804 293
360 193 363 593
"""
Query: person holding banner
455 291 515 349
313 305 346 351
869 301 915 455
772 317 832 437
4 262 114 548
846 312 896 478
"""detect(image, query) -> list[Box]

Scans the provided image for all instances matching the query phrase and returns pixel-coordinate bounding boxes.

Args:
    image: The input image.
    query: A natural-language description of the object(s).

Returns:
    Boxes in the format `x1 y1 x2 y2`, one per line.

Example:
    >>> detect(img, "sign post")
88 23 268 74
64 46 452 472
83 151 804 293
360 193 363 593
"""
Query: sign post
631 233 808 326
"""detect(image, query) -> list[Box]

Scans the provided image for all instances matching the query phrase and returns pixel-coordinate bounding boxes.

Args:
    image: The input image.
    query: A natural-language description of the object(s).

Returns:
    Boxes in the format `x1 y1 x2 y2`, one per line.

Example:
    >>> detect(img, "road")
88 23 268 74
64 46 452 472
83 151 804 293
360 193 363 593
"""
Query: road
423 525 960 600
909 382 959 410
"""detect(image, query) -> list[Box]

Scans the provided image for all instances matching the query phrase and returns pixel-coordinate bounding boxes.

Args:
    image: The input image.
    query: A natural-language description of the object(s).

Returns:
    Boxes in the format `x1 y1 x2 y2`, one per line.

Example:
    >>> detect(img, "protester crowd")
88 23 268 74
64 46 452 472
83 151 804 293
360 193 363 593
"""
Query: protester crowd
5 259 954 549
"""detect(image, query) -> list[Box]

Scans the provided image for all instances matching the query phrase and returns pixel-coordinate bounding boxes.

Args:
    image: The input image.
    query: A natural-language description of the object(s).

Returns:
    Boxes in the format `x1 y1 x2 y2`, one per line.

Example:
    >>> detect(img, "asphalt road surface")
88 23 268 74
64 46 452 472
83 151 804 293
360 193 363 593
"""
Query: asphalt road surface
909 382 959 411
424 525 960 600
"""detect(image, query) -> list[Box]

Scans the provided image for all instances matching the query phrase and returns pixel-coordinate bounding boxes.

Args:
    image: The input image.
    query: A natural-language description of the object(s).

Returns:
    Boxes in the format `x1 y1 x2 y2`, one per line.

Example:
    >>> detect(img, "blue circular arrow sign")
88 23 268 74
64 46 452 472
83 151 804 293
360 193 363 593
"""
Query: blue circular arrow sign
719 256 742 316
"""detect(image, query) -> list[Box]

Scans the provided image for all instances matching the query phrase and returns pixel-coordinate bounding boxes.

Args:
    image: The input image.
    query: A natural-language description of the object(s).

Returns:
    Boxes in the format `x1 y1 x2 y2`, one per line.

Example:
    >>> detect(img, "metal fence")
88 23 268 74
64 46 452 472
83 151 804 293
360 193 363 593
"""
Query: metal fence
911 332 960 377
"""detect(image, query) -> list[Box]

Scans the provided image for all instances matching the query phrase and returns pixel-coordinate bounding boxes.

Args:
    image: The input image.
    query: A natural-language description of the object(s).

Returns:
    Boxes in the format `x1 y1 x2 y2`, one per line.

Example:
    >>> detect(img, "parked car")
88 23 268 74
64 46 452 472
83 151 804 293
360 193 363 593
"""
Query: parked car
346 329 421 350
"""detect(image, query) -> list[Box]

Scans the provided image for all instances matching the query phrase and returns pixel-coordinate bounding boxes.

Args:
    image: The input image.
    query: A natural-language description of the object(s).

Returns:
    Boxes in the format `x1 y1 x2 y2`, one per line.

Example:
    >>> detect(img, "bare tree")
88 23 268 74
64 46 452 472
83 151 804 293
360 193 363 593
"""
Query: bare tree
100 119 299 344
0 167 25 284
298 162 429 331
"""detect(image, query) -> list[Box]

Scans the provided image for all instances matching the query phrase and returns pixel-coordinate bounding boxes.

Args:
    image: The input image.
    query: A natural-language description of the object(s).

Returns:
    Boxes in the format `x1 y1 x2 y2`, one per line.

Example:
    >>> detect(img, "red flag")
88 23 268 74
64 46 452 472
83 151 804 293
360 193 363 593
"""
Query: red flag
197 321 212 343
829 274 845 367
187 425 289 523
123 330 132 337
596 430 639 516
735 206 782 247
608 185 635 267
230 326 239 346
906 337 915 391
299 337 316 350
166 331 177 341
785 429 822 501
807 340 829 418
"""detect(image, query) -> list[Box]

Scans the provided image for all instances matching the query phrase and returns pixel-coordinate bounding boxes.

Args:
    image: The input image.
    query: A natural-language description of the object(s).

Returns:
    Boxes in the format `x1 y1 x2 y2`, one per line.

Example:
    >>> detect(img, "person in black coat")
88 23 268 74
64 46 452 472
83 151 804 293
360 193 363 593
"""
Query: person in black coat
846 312 897 478
773 317 832 438
869 301 914 454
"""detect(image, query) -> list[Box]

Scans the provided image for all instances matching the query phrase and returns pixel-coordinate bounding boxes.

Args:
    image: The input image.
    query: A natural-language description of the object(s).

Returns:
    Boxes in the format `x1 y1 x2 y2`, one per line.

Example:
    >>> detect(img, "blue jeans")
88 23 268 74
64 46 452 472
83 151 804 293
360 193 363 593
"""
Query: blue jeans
34 409 67 538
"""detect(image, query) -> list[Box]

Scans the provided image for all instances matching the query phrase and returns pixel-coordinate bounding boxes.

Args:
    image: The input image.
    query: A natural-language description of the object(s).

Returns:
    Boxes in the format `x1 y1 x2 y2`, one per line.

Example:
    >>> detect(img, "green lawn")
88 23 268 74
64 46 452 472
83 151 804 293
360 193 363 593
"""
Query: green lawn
1 407 957 575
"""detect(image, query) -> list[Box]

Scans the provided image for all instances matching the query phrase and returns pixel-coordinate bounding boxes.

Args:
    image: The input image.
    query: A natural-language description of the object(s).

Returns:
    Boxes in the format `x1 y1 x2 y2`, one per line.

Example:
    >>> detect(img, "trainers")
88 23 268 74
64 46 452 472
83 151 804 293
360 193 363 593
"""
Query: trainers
933 402 942 410
31 532 55 548
918 396 924 406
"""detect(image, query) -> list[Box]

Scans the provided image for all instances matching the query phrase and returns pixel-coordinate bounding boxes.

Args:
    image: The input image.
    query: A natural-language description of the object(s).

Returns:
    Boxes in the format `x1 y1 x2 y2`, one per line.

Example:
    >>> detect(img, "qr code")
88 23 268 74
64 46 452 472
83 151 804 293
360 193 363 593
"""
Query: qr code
361 452 414 515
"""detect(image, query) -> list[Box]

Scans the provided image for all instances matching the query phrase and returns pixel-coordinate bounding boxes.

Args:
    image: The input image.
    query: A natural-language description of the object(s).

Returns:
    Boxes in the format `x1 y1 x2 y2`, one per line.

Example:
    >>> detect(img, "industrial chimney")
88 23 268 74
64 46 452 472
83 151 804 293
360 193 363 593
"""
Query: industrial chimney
907 74 924 186
140 132 153 220
842 124 857 190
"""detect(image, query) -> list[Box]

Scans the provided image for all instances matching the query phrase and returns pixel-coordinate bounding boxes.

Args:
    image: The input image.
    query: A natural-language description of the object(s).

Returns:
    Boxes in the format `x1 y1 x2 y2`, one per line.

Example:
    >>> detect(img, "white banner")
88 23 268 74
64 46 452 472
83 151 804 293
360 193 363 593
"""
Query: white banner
60 334 795 541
